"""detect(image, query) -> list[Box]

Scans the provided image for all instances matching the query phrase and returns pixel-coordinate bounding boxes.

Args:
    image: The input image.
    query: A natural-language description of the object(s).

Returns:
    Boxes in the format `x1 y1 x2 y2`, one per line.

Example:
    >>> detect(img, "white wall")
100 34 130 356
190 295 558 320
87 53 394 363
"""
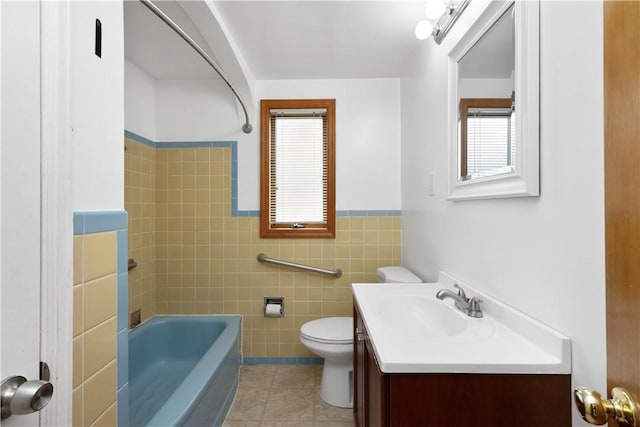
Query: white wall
125 59 156 140
71 1 124 211
401 2 605 425
458 77 512 98
126 76 402 212
155 79 242 141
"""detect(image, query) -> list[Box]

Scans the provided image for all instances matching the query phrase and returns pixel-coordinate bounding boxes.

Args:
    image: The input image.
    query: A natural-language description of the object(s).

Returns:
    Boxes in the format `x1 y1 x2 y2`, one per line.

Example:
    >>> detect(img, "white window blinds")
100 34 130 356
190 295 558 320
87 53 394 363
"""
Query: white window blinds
270 108 328 224
467 108 516 179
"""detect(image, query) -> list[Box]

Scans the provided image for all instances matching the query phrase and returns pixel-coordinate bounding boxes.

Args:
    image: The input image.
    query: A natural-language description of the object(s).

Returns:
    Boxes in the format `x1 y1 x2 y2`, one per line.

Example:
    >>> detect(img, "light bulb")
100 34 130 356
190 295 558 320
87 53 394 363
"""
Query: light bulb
425 0 447 21
415 20 434 40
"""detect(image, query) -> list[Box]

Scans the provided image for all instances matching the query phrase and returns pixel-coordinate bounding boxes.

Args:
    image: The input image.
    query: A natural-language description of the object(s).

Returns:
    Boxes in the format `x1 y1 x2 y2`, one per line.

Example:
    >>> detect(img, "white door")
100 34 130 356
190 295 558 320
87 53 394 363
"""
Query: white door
1 2 53 425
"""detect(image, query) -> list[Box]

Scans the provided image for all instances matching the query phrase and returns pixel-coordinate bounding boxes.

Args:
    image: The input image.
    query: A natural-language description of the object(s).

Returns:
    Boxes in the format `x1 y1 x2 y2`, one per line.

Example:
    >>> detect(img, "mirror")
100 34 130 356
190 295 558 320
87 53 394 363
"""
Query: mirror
458 4 515 181
448 0 539 200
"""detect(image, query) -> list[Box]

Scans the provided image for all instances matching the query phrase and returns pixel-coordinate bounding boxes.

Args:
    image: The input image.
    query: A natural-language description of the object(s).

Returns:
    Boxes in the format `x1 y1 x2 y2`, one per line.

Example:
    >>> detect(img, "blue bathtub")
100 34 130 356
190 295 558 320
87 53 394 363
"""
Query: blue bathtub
129 315 242 426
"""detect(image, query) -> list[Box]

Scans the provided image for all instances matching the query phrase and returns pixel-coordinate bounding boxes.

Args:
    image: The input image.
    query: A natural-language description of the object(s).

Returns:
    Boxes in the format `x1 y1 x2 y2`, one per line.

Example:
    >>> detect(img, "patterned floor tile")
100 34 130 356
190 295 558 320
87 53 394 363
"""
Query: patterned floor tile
223 365 354 426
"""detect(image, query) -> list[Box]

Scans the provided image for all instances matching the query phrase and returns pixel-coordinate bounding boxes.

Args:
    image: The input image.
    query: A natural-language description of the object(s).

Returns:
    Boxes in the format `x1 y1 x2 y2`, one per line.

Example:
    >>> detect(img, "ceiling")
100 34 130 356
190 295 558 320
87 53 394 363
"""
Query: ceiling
124 1 217 80
124 0 427 81
458 5 514 79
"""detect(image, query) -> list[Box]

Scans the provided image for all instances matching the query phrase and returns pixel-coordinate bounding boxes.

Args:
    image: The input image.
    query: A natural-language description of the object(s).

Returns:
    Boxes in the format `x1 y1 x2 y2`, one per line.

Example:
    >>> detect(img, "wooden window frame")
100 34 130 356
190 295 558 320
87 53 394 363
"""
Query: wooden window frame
260 99 336 238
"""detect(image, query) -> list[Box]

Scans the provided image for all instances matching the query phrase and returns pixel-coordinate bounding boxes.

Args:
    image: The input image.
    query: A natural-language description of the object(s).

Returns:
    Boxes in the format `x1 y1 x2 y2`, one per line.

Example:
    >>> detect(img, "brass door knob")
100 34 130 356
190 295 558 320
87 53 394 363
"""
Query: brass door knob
574 386 639 426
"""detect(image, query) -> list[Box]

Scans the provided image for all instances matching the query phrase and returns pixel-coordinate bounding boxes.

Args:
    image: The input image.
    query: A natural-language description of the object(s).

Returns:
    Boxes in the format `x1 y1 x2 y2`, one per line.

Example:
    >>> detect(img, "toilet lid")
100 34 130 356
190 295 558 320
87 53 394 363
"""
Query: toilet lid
300 317 353 344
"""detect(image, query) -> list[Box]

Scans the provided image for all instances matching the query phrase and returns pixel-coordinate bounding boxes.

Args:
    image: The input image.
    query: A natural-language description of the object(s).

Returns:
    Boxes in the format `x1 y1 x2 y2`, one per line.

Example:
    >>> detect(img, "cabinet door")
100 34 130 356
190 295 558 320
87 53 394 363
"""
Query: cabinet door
366 339 388 426
355 306 390 427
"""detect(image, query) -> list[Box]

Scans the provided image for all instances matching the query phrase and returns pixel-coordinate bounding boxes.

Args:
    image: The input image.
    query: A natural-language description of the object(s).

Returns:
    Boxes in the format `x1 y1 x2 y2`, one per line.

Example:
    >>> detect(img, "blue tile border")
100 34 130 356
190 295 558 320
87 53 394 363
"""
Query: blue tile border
236 210 260 217
117 273 129 332
125 129 235 149
337 210 401 216
117 329 129 388
156 140 236 149
124 130 155 148
235 210 399 217
116 229 128 274
230 144 239 217
243 357 324 365
73 210 128 235
117 385 129 427
125 130 401 219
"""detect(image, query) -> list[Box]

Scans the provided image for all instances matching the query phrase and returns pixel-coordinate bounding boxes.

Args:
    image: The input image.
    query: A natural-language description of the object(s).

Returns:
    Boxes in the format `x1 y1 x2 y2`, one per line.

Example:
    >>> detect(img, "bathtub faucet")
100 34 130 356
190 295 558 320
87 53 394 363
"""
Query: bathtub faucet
436 284 483 318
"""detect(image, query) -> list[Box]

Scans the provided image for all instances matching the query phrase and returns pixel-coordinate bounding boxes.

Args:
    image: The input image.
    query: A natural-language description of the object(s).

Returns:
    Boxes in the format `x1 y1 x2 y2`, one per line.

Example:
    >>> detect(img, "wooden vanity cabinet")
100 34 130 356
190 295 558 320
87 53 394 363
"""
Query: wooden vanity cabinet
353 305 572 427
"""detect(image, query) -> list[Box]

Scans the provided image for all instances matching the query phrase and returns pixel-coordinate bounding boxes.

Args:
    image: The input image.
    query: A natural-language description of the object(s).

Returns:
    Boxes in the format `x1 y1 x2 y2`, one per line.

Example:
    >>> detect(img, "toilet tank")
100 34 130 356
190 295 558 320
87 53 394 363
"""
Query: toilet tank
376 266 422 283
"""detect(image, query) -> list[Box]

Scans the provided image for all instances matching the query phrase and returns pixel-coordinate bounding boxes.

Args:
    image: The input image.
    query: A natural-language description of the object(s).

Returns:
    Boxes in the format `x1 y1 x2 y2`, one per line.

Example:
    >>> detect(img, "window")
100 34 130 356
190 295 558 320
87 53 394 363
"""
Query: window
260 99 336 238
459 97 515 180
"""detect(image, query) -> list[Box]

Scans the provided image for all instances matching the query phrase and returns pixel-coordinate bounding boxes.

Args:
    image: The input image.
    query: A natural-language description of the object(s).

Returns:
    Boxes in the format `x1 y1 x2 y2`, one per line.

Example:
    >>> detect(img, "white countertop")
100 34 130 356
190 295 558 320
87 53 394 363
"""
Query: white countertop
352 273 571 374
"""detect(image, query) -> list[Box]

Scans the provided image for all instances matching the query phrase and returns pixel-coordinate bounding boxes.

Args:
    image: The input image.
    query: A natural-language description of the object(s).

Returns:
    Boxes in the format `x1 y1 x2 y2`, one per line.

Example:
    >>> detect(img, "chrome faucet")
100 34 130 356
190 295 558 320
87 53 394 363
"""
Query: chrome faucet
436 283 483 318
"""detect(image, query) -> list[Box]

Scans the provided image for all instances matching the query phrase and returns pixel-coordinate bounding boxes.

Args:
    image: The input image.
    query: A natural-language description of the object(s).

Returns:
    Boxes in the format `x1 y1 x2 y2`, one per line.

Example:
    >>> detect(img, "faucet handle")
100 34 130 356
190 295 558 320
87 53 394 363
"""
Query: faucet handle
454 283 468 301
468 298 484 318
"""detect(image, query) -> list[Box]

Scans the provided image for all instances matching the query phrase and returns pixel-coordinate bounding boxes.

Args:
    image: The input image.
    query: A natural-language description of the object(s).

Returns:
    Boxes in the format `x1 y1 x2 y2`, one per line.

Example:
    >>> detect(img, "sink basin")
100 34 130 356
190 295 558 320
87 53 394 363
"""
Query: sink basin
352 280 571 374
376 295 468 337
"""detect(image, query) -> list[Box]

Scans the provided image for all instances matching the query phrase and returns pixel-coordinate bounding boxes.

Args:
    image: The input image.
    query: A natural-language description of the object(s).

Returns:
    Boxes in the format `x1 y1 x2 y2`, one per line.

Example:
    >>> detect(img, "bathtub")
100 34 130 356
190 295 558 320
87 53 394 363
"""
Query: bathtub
129 315 242 426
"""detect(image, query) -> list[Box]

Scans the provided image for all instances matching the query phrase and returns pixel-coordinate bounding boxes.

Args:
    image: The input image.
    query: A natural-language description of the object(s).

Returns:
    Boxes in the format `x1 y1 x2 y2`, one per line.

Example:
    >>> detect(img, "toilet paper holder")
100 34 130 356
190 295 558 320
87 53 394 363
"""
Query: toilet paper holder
264 297 284 317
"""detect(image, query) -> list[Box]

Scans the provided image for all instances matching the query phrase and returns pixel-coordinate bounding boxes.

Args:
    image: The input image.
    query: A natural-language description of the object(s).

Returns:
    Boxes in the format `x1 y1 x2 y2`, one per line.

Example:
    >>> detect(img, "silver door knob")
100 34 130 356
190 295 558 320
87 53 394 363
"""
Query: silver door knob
1 376 54 420
574 386 639 426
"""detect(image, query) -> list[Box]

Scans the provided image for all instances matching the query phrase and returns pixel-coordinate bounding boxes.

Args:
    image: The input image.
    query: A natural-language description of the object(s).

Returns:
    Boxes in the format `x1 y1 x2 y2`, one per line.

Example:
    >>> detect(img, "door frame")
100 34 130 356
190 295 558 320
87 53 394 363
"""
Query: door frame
39 2 73 425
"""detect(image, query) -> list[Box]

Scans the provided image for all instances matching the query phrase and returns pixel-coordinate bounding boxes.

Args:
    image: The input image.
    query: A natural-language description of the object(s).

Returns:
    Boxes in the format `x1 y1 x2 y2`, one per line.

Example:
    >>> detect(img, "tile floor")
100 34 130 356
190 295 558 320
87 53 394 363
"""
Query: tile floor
223 364 355 427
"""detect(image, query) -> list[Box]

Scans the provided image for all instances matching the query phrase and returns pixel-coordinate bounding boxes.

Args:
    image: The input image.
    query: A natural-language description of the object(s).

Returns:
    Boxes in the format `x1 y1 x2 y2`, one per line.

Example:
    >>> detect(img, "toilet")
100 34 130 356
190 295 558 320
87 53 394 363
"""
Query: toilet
299 266 422 408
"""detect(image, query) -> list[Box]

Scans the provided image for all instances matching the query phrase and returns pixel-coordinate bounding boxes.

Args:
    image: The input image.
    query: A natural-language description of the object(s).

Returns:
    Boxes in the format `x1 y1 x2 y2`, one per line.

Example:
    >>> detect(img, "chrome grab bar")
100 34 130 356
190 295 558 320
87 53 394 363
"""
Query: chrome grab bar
256 253 342 278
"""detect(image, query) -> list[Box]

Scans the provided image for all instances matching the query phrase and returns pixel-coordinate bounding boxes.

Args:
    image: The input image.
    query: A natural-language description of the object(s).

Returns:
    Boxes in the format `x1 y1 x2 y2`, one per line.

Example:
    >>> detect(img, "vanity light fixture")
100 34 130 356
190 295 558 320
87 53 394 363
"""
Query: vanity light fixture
415 0 470 44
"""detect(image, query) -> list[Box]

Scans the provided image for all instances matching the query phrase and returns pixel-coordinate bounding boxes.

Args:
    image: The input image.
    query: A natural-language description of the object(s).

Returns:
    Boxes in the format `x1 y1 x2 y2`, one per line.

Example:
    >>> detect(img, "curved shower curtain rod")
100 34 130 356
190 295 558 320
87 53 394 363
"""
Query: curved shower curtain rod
139 0 253 134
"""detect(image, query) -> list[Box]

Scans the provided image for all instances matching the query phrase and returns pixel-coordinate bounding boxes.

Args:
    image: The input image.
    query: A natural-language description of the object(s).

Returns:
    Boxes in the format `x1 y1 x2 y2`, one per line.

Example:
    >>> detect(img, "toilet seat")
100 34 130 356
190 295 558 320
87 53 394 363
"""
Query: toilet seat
300 317 352 344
